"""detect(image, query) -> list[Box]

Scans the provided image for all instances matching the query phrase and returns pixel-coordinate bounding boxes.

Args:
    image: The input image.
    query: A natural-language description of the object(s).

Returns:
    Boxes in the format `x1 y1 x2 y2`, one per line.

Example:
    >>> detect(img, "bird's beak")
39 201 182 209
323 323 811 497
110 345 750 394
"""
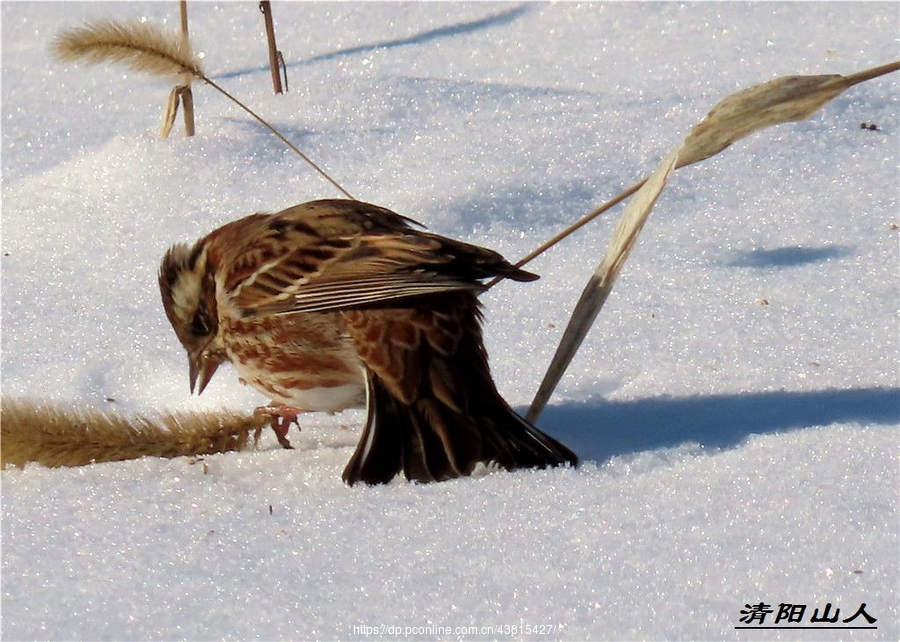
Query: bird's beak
189 351 221 395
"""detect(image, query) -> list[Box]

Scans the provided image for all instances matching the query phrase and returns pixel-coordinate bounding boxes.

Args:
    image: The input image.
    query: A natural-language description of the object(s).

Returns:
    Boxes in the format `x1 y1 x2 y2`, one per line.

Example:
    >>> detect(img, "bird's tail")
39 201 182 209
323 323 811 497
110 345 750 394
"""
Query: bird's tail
342 335 578 485
341 290 578 486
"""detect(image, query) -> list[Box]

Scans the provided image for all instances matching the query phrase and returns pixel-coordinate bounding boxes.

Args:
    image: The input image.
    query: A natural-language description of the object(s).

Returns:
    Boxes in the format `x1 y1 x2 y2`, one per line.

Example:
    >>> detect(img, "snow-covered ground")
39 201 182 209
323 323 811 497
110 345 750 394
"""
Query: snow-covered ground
2 2 898 640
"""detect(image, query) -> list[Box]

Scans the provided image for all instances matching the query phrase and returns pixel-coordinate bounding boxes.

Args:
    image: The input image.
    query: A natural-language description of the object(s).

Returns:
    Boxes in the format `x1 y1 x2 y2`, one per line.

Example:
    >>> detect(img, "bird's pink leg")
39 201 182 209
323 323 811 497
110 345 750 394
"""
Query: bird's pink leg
254 403 302 449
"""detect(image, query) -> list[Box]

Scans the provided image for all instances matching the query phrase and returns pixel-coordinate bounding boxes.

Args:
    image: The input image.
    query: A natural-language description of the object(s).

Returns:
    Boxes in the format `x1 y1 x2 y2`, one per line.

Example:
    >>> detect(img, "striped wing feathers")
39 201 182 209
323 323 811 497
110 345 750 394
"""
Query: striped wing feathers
216 200 505 317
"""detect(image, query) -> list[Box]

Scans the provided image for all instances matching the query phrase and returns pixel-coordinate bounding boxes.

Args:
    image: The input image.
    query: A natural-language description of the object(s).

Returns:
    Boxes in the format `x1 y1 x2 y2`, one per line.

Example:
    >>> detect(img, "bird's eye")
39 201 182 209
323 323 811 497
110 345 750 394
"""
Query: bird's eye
190 311 211 336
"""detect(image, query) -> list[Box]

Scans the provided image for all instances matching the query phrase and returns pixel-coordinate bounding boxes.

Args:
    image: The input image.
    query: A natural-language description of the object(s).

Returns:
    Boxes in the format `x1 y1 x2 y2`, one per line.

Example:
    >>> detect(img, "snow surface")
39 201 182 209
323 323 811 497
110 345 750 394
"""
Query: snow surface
2 2 898 640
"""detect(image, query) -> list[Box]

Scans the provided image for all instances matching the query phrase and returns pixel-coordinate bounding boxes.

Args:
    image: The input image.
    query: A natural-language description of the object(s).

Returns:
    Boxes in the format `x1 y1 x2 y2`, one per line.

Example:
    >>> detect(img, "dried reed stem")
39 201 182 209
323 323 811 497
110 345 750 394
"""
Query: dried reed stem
260 0 284 94
53 19 351 198
179 0 196 136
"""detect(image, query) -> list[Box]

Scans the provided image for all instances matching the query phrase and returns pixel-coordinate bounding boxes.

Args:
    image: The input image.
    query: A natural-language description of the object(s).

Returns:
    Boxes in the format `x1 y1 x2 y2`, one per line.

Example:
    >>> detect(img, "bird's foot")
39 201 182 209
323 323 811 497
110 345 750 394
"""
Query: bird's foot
253 403 302 449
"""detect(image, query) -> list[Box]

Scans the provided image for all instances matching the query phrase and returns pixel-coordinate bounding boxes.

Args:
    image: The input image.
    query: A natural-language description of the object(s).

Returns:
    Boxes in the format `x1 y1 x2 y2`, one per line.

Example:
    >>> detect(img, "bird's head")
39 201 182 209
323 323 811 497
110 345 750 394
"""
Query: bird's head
158 241 225 395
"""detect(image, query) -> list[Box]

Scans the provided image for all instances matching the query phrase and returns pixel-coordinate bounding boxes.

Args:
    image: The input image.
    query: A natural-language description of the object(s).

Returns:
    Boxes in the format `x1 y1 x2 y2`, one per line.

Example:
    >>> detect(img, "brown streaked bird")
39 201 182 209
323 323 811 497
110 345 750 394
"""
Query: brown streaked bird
158 199 578 485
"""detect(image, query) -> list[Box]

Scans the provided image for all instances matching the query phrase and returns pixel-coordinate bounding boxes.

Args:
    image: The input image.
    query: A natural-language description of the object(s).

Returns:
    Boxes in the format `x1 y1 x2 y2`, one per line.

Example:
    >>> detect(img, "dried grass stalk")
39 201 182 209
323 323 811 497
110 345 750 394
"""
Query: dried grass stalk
52 18 353 198
527 150 679 420
178 0 196 136
527 60 899 420
181 84 195 136
52 19 202 79
506 62 900 285
1 397 268 469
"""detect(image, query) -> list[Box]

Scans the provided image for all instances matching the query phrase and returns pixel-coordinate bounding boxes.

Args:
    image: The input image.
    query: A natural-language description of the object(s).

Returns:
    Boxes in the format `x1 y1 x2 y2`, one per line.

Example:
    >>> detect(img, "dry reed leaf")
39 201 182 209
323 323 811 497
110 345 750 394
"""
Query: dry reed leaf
528 61 899 420
527 149 680 421
678 61 900 168
503 61 899 283
160 84 182 138
51 19 202 79
1 397 268 469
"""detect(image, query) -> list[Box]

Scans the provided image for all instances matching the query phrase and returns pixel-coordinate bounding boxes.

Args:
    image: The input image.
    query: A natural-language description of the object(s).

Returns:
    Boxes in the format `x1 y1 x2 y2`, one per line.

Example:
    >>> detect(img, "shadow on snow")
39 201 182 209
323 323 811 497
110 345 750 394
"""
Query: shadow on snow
532 387 900 464
214 4 532 80
725 245 855 269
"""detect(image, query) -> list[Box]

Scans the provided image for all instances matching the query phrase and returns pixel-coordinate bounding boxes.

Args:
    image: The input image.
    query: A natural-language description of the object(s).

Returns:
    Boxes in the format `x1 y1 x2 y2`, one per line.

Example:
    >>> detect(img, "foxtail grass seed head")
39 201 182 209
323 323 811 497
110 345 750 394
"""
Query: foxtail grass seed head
52 19 203 79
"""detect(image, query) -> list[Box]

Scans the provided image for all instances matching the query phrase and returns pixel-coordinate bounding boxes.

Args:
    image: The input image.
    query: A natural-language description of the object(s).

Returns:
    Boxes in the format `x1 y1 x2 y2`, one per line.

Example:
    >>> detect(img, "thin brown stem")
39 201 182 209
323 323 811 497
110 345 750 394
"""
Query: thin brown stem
486 177 646 288
259 1 284 94
840 60 900 88
178 1 195 136
181 84 195 136
200 74 354 199
179 1 189 38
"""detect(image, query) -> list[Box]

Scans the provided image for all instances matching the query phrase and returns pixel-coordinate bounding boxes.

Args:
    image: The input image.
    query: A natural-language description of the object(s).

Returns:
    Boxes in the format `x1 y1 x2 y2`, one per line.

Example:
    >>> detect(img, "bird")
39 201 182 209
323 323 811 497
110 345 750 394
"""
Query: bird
158 199 578 485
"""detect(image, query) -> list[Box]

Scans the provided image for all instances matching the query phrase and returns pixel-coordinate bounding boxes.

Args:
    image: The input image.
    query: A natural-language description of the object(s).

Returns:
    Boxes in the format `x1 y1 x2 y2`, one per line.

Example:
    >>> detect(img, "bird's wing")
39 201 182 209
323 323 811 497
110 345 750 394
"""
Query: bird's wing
216 199 535 317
